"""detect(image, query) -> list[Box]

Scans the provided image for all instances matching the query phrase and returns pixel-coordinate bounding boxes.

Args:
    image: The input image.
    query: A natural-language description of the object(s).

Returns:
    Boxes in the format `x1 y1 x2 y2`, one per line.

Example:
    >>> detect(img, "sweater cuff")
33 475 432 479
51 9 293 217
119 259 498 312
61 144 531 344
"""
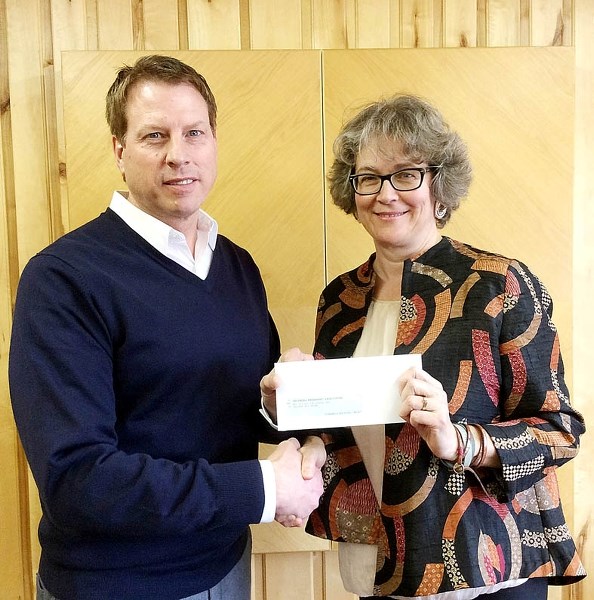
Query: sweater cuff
214 459 267 524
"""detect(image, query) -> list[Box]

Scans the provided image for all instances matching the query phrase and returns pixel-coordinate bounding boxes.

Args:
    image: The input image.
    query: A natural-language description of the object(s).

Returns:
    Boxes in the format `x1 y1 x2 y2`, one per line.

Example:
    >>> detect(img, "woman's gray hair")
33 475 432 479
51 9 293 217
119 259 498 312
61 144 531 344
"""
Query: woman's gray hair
328 94 472 227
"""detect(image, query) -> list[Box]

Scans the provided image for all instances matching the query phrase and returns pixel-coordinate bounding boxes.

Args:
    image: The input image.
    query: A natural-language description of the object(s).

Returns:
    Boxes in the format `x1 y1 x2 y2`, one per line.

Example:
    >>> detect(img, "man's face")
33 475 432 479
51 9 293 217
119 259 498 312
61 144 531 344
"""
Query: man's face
113 80 217 236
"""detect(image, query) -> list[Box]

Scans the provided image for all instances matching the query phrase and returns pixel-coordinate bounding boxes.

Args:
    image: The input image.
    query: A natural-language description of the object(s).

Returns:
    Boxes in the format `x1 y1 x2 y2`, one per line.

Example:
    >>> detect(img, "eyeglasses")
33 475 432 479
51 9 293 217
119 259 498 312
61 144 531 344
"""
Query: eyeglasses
349 166 441 195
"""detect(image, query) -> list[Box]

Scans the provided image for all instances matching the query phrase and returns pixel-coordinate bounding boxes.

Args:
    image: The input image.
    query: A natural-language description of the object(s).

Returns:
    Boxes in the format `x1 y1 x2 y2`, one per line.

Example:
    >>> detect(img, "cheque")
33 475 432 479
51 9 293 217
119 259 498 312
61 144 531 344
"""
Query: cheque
274 354 422 431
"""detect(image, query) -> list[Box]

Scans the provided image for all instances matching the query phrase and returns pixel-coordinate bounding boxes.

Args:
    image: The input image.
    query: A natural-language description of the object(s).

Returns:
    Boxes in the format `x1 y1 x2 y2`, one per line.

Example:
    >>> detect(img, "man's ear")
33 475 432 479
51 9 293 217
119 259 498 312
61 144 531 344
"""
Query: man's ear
113 136 126 180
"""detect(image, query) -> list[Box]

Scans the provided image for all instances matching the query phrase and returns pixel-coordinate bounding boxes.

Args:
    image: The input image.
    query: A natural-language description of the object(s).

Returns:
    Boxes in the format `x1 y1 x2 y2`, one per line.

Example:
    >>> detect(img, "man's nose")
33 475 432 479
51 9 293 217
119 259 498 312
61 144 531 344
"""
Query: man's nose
165 137 189 166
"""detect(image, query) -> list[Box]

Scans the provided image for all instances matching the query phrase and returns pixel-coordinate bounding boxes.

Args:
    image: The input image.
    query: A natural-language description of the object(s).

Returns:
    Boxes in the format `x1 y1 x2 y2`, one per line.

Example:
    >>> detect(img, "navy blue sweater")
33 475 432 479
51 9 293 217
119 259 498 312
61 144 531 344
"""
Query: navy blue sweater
9 209 281 599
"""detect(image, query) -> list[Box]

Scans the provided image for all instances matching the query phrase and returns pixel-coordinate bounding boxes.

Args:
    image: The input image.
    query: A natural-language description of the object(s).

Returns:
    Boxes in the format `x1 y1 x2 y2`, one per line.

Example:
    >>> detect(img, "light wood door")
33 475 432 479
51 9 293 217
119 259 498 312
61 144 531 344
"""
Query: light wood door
60 49 333 600
322 47 574 600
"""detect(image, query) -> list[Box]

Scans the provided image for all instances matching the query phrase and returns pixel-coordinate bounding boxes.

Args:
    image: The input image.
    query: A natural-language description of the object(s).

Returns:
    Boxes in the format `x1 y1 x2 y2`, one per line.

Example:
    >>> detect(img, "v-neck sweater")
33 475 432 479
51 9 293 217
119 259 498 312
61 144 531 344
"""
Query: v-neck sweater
9 208 281 600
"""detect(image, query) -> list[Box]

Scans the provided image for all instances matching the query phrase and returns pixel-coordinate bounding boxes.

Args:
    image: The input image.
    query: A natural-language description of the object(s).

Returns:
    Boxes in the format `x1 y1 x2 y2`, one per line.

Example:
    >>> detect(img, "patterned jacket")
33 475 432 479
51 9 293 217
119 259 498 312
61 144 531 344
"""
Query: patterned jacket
305 236 586 597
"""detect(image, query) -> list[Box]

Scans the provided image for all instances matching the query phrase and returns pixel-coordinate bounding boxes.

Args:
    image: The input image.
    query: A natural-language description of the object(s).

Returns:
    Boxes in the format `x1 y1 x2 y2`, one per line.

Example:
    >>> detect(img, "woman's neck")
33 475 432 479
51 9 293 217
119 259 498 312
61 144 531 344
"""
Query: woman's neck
372 257 403 301
372 234 442 301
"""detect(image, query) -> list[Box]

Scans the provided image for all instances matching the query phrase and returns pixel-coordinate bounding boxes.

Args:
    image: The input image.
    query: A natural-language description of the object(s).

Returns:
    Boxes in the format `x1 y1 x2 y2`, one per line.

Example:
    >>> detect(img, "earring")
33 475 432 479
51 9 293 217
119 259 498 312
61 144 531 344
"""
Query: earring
434 202 447 220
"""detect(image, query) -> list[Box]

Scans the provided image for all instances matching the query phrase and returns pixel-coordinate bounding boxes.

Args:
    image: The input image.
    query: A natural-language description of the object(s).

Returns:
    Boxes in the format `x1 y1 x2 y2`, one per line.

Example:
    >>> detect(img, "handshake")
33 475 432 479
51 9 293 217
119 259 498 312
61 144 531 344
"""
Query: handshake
268 436 325 528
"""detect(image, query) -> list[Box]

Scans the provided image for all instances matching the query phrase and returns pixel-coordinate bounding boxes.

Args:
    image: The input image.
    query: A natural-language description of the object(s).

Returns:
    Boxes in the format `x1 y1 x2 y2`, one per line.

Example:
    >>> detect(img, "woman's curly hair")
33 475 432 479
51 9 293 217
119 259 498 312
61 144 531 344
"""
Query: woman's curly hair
328 94 472 227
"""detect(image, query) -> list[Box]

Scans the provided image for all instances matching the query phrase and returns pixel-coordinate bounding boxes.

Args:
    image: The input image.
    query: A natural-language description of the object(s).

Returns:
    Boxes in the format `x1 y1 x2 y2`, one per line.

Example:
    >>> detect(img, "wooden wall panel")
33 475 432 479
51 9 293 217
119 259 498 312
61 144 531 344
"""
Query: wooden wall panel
0 8 29 592
96 0 134 49
141 0 180 49
187 0 242 49
573 4 594 600
322 52 577 600
486 0 523 46
6 0 53 266
62 49 328 600
264 552 317 599
249 0 303 49
312 0 348 49
50 0 88 238
354 0 392 48
50 0 87 51
530 0 566 46
1 2 589 599
400 0 440 47
443 0 478 47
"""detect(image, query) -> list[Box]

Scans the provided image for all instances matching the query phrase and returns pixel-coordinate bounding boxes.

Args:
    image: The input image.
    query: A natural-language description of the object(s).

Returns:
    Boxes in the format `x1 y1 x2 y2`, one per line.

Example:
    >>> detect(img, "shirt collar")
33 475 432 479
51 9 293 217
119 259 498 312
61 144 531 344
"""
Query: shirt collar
109 191 218 255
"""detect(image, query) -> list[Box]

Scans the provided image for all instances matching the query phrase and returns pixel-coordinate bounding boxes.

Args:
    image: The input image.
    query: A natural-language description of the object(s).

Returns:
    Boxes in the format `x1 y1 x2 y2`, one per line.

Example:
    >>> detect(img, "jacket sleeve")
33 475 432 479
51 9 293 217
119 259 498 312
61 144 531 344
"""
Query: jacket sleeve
9 254 266 538
482 260 585 500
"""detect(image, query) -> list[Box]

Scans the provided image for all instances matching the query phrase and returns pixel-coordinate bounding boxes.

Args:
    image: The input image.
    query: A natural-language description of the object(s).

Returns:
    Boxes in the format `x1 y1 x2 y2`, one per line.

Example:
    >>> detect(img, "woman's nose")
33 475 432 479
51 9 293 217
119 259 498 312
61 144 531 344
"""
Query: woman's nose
376 178 398 202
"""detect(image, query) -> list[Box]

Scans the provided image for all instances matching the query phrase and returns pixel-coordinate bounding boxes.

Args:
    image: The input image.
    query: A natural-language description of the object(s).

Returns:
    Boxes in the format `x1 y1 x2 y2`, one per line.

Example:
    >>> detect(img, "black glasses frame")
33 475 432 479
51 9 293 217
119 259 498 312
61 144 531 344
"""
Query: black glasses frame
349 166 441 195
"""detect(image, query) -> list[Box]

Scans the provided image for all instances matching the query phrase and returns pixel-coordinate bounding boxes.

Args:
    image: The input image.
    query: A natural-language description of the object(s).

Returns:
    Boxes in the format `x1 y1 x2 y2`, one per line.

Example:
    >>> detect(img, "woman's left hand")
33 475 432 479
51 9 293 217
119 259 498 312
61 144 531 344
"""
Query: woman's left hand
397 367 458 461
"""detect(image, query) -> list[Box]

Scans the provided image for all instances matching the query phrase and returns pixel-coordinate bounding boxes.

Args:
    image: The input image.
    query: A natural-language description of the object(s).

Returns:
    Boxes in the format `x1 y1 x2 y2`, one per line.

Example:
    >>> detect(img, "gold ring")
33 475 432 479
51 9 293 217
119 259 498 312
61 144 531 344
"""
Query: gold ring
421 397 428 411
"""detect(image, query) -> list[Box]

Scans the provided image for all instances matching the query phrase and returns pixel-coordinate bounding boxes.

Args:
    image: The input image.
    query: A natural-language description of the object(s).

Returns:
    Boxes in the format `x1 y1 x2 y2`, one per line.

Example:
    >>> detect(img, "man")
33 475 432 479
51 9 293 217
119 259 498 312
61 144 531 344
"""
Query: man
9 55 324 600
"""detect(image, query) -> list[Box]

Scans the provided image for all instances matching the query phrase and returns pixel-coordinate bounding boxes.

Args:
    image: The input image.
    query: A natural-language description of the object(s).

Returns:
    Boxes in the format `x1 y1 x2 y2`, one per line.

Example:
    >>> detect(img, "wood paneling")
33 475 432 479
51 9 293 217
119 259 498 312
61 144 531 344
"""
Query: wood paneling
573 2 594 600
0 10 29 591
1 2 589 600
485 0 523 46
97 0 134 49
6 1 53 267
141 0 181 50
443 0 478 47
354 0 392 48
323 49 577 600
187 0 242 49
249 0 303 49
400 0 440 48
322 52 575 600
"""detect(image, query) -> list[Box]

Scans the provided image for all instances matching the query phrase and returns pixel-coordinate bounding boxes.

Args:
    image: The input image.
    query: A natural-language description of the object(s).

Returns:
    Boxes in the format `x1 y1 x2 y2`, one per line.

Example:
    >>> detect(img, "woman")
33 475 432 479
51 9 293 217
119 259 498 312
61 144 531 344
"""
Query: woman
262 94 585 599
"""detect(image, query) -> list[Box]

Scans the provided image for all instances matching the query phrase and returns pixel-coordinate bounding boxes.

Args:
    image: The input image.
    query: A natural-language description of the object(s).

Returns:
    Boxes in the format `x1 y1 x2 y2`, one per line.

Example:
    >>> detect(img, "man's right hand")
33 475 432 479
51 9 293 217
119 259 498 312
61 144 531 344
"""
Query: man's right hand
268 437 324 527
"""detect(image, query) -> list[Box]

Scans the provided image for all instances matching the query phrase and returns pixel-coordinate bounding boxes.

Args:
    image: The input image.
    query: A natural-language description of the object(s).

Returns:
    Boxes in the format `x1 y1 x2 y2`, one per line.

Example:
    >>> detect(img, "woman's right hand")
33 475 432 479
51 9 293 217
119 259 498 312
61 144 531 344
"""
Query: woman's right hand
260 347 314 423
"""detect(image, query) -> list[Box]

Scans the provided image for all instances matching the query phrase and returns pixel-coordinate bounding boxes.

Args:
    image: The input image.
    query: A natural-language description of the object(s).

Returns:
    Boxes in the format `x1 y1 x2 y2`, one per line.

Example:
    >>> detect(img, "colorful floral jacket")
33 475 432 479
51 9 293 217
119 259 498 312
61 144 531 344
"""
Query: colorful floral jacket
305 237 586 597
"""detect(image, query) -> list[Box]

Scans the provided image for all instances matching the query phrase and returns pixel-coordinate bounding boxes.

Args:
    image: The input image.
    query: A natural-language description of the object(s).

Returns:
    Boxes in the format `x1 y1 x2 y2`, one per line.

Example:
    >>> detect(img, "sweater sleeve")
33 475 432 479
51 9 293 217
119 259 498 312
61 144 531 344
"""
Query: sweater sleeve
9 254 266 537
482 260 585 500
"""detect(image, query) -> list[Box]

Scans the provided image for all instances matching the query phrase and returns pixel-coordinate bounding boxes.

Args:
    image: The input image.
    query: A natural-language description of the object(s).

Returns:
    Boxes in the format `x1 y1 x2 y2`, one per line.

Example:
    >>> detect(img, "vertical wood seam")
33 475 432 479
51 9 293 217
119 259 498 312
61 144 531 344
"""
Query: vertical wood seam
240 0 251 50
178 0 189 50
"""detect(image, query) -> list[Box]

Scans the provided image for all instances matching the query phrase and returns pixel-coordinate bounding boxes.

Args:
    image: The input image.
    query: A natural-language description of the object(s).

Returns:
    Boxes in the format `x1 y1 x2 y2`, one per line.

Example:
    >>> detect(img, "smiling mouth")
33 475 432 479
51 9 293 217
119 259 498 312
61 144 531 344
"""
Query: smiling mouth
165 178 196 185
375 210 407 217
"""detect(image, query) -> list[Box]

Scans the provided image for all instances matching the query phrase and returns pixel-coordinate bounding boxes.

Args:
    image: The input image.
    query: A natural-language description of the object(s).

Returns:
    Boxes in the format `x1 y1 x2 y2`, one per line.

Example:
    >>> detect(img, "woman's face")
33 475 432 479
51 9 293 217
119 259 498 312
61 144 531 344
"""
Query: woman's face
353 139 440 259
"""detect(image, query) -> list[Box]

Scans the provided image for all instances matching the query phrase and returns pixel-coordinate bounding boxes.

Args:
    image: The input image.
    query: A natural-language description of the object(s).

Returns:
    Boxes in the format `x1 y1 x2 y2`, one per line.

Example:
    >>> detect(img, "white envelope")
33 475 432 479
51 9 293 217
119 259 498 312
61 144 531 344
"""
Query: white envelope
274 354 422 431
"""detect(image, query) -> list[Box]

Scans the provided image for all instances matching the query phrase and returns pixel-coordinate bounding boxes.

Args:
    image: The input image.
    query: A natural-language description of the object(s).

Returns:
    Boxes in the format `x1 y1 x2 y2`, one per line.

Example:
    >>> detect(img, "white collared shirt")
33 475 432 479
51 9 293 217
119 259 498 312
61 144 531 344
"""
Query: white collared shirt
109 191 276 523
109 191 217 279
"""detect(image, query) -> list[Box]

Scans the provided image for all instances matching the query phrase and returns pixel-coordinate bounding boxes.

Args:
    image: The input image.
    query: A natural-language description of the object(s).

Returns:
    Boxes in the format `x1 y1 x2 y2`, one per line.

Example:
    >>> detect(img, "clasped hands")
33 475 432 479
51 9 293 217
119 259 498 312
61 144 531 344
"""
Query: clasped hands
268 436 325 528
